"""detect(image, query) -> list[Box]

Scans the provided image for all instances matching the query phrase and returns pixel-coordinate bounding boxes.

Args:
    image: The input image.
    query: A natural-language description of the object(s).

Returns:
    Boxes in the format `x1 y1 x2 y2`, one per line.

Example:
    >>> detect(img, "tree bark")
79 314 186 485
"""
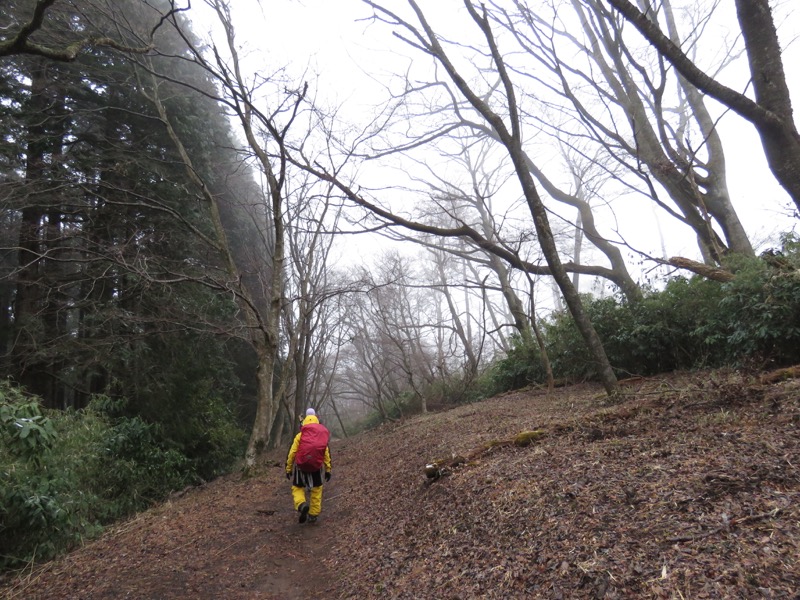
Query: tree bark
734 0 800 212
605 0 800 214
459 1 619 395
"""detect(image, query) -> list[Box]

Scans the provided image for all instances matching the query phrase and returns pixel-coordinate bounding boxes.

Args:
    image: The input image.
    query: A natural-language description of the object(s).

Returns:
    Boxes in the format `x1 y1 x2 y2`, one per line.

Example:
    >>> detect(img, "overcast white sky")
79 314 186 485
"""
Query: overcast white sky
191 0 800 276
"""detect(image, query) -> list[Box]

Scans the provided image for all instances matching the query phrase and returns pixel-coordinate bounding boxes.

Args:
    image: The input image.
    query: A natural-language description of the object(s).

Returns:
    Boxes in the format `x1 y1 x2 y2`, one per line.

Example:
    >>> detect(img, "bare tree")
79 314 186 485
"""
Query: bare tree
375 253 440 413
488 0 754 265
335 253 445 418
604 0 800 216
338 281 404 422
426 241 481 388
0 0 180 60
424 148 547 368
281 176 349 427
140 0 316 470
324 0 620 394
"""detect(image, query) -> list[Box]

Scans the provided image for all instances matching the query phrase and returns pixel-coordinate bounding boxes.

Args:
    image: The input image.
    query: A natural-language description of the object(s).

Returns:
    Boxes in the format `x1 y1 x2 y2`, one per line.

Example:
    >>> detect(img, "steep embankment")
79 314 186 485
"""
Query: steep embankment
327 371 799 598
3 370 799 599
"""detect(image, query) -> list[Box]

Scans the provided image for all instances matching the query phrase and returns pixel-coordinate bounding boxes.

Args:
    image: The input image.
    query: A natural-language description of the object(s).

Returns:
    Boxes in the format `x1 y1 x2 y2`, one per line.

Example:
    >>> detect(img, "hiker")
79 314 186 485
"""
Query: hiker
285 408 332 523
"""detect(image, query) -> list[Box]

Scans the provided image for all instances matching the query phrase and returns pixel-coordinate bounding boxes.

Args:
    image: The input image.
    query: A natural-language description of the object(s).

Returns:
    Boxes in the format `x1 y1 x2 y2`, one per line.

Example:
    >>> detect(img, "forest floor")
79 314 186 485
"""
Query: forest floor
2 368 799 599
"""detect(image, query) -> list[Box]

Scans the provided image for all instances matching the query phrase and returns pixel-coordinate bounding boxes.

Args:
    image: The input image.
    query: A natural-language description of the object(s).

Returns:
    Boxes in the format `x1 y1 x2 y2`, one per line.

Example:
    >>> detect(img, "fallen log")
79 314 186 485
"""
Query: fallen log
759 364 800 384
424 429 547 481
668 256 735 282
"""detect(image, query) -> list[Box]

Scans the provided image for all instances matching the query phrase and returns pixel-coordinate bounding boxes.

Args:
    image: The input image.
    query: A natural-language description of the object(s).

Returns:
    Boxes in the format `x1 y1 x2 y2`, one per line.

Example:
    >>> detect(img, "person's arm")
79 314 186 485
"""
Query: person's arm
324 447 332 477
285 433 302 474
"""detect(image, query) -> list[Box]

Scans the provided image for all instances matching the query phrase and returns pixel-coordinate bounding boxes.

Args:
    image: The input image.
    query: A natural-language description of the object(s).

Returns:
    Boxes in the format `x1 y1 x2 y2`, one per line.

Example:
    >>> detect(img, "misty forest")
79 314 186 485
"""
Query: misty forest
1 0 800 592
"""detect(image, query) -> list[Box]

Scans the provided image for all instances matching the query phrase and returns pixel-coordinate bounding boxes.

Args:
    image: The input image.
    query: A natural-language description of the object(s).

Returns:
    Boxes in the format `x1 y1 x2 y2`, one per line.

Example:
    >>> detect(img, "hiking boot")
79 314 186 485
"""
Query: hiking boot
307 515 318 524
298 502 309 523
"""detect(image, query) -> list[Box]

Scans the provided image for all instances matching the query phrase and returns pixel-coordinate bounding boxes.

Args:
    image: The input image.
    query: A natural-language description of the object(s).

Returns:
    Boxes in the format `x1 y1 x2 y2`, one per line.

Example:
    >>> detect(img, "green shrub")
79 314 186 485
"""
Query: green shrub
108 334 248 481
0 382 88 568
487 335 546 394
710 236 800 366
442 372 497 405
596 278 725 376
0 383 246 570
189 394 248 479
0 384 55 461
538 282 719 381
345 407 389 435
482 234 800 389
542 300 597 382
88 408 190 519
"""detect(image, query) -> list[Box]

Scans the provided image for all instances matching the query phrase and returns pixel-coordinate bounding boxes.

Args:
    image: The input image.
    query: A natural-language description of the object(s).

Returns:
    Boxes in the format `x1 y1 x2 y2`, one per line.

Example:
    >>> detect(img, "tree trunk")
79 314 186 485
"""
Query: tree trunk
329 394 349 438
14 58 51 400
435 252 478 376
244 166 285 471
526 274 555 393
607 0 800 214
515 158 618 395
735 0 800 211
521 153 643 302
148 72 286 472
460 1 619 395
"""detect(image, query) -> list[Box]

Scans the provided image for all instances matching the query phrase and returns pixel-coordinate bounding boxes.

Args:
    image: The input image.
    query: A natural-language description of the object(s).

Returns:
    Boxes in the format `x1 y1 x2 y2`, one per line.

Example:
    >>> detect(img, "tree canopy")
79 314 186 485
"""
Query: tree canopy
2 0 800 571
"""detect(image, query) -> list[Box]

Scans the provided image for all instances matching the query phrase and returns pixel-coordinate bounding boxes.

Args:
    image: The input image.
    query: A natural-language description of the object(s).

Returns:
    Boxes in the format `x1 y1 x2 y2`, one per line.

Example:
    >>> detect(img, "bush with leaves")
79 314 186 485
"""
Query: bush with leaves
0 385 55 461
486 335 547 394
0 382 247 571
597 277 726 376
104 333 249 481
708 233 800 367
0 382 75 569
485 234 800 392
84 397 190 519
540 298 599 382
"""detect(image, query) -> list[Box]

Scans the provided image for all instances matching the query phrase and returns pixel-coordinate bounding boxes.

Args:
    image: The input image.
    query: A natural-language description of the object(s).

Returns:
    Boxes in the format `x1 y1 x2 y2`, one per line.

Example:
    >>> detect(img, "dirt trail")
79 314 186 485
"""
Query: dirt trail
4 370 800 599
2 456 346 600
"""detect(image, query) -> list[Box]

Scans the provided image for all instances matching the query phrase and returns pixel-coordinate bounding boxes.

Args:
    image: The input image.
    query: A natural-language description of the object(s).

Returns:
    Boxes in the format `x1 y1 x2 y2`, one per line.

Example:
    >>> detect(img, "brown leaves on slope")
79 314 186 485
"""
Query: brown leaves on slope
2 370 798 599
326 372 800 599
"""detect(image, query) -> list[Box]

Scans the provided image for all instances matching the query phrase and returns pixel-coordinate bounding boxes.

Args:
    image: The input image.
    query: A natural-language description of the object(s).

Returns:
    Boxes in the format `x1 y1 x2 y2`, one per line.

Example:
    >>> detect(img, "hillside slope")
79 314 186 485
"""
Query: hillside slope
3 370 799 599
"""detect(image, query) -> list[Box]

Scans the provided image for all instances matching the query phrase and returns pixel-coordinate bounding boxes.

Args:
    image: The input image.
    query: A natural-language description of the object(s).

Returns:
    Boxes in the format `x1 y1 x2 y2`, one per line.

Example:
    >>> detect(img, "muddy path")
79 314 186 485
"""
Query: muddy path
5 370 800 599
3 457 346 600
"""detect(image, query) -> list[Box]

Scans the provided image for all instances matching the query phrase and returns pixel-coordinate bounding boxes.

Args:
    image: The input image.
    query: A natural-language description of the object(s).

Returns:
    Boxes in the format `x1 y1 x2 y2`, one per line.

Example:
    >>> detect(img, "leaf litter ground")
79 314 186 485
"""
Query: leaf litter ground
2 369 799 599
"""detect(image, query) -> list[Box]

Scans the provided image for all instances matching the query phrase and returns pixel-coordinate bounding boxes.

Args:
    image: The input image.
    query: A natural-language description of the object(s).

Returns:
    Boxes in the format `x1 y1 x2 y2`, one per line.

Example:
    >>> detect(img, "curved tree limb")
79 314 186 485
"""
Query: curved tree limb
604 0 800 211
0 0 184 61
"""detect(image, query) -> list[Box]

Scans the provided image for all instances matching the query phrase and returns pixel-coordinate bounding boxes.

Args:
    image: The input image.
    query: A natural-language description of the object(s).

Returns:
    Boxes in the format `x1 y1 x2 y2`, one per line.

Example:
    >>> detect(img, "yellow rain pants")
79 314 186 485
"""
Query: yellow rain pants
292 484 324 516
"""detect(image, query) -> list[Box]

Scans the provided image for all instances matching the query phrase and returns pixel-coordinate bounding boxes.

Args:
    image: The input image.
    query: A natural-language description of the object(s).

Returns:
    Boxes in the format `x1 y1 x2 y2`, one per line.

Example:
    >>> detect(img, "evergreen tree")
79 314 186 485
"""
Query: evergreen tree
0 0 258 461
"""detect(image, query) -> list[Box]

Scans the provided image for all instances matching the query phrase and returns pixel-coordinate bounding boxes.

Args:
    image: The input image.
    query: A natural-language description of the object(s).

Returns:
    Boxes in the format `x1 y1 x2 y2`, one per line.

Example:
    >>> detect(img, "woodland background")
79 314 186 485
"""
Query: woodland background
1 0 799 572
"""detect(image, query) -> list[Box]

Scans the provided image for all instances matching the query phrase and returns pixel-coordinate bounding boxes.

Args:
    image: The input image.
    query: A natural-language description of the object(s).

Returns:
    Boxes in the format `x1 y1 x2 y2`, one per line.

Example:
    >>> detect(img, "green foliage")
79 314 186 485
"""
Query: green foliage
86 401 189 518
0 382 246 571
537 285 708 383
109 333 249 481
0 383 92 568
0 383 55 461
345 408 388 436
426 373 496 407
485 335 546 395
542 299 600 382
483 234 800 393
590 277 725 376
709 234 800 366
0 1 252 571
